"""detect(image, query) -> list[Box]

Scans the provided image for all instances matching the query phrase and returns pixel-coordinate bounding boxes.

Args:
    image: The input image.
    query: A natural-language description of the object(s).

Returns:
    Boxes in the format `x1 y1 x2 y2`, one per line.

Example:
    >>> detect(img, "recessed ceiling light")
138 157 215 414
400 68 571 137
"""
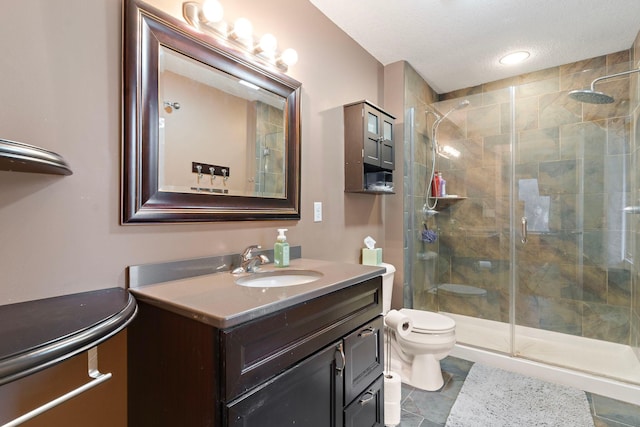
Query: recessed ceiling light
499 51 530 65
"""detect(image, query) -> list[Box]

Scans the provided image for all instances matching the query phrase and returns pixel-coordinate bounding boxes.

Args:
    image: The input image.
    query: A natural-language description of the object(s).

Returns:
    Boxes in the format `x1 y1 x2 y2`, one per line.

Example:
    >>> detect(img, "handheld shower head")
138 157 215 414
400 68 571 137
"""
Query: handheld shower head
426 99 470 120
423 99 469 212
441 99 470 120
425 107 442 121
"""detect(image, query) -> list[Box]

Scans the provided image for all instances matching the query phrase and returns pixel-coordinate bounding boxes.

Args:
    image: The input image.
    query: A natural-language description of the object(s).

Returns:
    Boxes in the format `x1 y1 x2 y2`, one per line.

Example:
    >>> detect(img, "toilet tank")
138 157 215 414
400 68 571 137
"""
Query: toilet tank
379 262 396 313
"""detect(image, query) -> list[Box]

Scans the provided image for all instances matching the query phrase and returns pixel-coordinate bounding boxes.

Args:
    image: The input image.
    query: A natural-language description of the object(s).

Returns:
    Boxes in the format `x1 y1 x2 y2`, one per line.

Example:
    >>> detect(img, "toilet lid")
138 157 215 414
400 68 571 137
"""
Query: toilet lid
399 308 455 333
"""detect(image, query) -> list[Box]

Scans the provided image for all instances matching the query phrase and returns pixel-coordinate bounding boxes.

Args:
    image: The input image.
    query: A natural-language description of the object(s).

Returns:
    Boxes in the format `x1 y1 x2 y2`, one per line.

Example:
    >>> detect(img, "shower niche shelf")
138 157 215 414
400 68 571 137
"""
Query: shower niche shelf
0 138 72 176
429 196 466 211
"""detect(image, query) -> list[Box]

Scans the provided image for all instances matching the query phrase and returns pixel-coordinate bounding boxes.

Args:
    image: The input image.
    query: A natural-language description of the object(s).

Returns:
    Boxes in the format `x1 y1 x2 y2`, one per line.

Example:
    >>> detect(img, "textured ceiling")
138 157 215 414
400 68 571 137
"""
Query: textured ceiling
309 0 640 93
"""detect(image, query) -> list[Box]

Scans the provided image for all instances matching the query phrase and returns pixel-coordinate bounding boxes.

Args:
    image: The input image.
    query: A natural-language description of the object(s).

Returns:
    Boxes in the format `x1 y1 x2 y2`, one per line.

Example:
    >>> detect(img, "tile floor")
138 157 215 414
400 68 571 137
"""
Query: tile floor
398 357 640 427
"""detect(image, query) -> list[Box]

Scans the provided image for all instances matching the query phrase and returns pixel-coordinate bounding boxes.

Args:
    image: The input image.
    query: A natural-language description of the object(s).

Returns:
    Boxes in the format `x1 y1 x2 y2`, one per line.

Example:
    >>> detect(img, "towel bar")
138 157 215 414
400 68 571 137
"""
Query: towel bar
2 347 111 427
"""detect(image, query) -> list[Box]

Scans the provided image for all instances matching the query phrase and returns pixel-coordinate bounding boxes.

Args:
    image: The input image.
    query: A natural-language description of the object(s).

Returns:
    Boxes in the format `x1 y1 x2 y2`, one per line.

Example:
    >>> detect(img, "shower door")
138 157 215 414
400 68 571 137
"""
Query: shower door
420 88 515 356
417 61 640 384
509 66 638 383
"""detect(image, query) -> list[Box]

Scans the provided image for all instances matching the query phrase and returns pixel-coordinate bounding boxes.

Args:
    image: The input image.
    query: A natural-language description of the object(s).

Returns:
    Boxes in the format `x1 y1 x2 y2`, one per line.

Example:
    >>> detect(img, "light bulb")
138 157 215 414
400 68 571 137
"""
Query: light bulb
232 18 253 40
258 34 278 55
201 0 223 23
279 48 298 67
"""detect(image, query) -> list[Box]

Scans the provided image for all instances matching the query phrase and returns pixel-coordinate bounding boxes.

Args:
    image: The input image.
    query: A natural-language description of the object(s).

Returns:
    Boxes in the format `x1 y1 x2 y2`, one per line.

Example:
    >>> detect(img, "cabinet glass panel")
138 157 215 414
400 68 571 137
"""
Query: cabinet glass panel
383 120 392 140
367 112 379 134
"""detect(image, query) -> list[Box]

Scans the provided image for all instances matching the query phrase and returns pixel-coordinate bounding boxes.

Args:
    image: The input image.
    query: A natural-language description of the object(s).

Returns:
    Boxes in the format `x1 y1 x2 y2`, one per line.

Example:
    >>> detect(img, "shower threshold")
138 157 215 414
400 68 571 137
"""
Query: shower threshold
446 312 640 406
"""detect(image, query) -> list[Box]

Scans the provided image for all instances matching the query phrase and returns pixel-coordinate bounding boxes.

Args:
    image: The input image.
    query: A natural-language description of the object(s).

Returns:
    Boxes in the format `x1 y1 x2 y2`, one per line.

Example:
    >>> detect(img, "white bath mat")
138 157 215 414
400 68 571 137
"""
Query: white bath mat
445 363 594 427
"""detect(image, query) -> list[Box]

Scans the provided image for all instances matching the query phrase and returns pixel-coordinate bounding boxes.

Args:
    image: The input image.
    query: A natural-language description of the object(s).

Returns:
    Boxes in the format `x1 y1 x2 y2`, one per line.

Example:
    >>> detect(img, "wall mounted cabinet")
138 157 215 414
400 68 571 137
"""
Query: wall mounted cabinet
344 101 395 194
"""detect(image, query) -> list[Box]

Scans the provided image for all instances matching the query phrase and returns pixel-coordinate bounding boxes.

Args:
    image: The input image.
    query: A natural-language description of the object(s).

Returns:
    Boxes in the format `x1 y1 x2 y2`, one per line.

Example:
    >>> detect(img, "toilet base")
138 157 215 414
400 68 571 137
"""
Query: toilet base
409 353 445 391
386 336 448 392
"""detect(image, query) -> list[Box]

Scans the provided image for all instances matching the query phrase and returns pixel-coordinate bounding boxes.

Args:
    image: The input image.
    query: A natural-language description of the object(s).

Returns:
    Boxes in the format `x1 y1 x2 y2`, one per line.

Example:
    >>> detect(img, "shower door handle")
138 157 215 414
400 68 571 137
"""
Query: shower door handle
521 217 528 244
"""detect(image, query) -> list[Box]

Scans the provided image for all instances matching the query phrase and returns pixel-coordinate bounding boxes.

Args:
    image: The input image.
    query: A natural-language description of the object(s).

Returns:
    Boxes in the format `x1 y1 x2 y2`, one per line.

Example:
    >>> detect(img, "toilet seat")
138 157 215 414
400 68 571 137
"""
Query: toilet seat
399 308 455 334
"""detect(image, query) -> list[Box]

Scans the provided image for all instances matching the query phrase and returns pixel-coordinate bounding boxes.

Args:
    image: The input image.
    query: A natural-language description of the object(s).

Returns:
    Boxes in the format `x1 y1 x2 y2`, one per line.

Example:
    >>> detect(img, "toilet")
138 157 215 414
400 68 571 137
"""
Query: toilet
380 263 456 391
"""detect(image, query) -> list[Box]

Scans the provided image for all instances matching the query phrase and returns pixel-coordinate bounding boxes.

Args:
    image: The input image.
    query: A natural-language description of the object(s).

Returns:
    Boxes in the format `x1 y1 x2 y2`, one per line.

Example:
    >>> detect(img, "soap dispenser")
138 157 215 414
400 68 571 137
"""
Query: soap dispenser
274 228 290 267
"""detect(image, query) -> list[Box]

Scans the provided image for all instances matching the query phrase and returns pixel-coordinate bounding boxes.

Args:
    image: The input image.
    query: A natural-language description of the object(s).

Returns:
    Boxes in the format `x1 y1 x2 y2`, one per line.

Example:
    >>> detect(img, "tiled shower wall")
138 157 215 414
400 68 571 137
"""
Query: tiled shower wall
254 101 285 197
406 46 639 347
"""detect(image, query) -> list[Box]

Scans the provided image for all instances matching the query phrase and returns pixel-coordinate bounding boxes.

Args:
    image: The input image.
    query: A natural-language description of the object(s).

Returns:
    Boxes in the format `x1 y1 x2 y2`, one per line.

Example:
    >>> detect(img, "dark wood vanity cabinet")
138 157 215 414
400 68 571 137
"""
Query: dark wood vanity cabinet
128 277 384 427
344 101 395 194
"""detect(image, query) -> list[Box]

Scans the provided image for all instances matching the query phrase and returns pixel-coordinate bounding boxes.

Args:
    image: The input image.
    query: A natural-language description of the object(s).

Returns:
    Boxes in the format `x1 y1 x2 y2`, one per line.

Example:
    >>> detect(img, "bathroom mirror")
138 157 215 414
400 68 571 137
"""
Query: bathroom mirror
122 0 301 223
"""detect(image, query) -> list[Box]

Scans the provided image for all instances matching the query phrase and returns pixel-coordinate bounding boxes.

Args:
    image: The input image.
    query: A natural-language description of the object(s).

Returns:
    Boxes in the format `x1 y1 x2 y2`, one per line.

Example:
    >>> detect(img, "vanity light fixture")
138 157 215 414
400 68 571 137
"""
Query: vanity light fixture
277 48 299 68
182 1 298 72
201 0 223 23
499 50 530 65
185 0 227 33
228 17 253 46
254 33 278 59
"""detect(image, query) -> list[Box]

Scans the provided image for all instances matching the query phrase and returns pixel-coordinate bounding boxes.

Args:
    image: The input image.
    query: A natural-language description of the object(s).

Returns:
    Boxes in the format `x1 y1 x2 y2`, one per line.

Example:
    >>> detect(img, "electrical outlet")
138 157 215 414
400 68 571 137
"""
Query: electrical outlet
313 202 322 222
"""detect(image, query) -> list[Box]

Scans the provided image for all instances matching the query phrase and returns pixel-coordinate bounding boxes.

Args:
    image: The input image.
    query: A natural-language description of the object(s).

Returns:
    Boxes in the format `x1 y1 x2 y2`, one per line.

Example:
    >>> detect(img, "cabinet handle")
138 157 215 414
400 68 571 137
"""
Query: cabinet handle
359 391 374 405
358 327 375 337
335 343 346 377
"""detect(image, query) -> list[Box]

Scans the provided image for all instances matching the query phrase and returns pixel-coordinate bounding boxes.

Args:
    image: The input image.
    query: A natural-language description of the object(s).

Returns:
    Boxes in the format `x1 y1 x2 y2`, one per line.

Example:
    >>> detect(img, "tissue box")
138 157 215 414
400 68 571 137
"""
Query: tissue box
362 248 382 266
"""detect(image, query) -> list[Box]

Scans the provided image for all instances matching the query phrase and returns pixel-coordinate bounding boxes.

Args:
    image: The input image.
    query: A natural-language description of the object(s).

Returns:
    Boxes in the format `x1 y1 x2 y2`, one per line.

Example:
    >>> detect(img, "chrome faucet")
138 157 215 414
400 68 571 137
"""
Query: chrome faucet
232 245 270 273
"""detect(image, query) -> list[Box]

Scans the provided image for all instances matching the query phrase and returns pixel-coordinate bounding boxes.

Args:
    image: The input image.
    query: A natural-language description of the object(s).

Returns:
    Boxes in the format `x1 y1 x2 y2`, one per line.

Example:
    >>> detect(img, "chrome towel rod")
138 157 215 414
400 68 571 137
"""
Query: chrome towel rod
2 347 111 427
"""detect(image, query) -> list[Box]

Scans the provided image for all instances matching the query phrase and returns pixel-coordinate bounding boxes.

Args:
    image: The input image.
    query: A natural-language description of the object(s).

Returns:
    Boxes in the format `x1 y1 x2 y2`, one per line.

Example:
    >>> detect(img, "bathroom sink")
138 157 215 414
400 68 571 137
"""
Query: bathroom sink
235 269 323 288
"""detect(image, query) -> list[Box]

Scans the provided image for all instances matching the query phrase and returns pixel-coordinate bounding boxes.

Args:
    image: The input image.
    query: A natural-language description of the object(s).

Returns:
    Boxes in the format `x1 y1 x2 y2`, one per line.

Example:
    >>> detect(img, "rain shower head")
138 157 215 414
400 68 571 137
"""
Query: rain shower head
568 89 614 104
568 67 640 104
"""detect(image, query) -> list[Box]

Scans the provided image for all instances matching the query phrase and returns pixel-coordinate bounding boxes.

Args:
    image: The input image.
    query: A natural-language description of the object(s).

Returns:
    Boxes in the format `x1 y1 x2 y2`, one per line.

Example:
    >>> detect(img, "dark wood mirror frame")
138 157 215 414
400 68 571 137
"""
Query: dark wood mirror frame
122 0 301 223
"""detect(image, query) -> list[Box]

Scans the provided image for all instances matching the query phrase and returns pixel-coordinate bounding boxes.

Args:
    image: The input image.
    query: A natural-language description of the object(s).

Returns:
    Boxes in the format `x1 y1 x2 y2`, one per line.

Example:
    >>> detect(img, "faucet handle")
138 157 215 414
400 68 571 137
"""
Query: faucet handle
241 244 261 259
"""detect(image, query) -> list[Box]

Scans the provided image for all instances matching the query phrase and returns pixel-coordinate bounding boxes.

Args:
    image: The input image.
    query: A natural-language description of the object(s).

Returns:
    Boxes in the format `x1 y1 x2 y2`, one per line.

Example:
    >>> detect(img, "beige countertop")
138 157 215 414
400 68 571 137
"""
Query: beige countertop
129 258 385 329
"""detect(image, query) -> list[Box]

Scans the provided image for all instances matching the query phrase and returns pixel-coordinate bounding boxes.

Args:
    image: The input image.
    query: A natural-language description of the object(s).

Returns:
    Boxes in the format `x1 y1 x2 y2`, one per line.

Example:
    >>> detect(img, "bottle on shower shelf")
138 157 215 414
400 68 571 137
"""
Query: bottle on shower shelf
439 172 446 197
431 172 440 198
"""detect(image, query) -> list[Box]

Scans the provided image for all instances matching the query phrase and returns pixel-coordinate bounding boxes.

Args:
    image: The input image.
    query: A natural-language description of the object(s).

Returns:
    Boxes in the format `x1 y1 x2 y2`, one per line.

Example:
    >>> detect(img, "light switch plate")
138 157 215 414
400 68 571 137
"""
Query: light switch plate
313 202 322 222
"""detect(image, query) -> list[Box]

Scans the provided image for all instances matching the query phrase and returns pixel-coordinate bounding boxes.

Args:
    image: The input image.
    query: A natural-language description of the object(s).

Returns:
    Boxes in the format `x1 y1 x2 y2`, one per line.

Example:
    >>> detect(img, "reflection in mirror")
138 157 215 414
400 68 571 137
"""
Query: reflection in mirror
122 0 302 223
158 47 287 199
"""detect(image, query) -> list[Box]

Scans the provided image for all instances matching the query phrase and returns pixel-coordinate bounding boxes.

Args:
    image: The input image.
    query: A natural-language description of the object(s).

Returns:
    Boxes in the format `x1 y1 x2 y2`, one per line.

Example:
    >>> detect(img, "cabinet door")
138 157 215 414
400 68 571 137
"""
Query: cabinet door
343 316 384 403
363 104 382 166
380 117 394 170
344 376 384 427
226 342 343 427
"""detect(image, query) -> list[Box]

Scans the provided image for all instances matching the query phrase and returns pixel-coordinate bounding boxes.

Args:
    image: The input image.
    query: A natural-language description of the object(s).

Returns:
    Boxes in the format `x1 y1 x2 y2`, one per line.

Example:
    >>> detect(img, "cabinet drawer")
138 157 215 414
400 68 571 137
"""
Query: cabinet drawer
344 375 384 427
222 277 382 400
344 316 384 403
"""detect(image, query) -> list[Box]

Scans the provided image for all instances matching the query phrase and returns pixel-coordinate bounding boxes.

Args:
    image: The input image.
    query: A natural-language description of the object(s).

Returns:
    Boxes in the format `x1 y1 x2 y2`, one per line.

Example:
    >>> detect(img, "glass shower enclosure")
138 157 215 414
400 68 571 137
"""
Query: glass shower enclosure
406 62 640 385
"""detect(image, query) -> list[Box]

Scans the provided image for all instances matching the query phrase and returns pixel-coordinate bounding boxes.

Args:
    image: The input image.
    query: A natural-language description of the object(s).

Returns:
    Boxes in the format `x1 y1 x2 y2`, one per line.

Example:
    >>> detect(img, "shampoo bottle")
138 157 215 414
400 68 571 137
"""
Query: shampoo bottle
438 172 446 197
431 172 440 197
274 228 290 267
